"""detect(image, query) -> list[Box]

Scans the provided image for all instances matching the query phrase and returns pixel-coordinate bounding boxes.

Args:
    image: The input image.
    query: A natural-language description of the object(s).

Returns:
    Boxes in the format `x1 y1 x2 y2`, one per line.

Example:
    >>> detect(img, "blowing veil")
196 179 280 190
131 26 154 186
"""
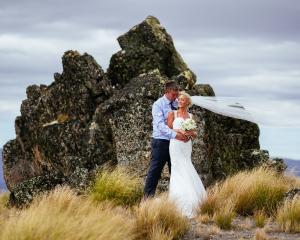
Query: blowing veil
190 96 299 128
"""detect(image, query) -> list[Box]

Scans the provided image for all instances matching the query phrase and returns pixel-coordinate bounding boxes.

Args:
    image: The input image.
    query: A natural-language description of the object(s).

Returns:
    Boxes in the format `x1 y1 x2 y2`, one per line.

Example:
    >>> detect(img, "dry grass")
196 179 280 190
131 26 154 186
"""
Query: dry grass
284 172 300 187
213 200 235 230
206 225 221 235
148 226 173 240
254 210 267 228
276 196 300 233
199 167 295 216
196 213 213 224
132 195 189 240
90 167 143 207
198 190 217 216
238 217 254 230
0 191 9 212
195 225 221 238
254 228 268 240
0 191 10 226
0 186 134 240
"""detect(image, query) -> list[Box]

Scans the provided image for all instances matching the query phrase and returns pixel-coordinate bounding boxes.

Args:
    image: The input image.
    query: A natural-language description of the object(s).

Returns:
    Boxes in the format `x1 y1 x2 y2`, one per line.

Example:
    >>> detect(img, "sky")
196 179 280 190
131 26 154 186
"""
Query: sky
0 0 300 159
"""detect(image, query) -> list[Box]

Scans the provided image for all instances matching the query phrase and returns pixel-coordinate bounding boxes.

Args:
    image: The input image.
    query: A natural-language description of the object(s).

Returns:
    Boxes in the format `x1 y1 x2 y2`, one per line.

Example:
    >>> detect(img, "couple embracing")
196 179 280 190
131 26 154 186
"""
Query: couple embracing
144 80 207 218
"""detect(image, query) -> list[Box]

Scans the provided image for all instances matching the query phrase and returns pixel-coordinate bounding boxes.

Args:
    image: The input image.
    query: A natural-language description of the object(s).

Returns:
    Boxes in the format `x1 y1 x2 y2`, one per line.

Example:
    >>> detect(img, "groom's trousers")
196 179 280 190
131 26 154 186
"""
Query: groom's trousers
144 138 171 198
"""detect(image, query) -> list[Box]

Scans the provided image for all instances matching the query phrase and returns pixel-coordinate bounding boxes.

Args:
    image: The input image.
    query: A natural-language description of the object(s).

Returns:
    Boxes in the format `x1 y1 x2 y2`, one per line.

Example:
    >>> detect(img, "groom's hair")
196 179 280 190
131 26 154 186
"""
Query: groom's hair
165 80 179 92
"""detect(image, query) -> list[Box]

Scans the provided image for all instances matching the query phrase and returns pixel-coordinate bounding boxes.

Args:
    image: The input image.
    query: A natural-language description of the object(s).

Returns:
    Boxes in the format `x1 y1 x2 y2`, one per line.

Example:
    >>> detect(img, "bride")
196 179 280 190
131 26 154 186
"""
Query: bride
167 91 207 218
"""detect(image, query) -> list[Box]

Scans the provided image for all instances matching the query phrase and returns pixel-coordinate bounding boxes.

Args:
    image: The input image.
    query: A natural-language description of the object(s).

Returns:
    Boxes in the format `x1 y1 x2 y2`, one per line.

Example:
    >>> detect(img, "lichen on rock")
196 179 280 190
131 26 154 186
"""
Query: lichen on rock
107 15 196 88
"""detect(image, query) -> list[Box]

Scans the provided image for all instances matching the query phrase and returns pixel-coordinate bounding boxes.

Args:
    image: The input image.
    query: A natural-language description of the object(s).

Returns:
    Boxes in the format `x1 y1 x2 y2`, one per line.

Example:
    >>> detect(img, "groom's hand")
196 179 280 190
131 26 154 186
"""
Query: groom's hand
175 132 189 142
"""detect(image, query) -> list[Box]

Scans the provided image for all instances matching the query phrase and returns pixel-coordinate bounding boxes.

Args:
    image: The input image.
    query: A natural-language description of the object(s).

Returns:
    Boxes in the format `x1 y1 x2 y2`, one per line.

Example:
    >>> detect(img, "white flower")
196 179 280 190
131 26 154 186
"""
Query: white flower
180 118 197 131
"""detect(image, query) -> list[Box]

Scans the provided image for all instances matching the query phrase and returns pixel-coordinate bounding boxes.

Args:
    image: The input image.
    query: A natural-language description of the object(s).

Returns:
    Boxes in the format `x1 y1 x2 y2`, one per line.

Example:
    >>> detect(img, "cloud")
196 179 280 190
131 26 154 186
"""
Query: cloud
0 28 121 102
176 38 300 100
1 0 300 40
0 0 299 158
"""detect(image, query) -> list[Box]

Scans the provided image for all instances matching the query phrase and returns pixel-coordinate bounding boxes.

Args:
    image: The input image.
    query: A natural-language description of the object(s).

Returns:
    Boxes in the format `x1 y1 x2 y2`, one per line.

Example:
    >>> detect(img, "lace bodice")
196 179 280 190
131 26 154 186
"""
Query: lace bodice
172 111 192 129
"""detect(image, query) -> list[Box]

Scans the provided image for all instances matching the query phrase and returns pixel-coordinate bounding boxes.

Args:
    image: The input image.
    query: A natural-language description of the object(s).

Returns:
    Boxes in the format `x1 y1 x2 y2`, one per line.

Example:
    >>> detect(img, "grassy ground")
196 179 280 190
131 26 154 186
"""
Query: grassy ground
0 167 300 239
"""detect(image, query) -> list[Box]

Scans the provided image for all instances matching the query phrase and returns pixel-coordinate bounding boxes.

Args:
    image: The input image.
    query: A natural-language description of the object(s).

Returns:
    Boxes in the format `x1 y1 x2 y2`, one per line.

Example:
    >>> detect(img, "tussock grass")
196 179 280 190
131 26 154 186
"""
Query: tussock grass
0 186 134 240
90 167 143 207
0 191 10 226
213 200 235 230
254 210 267 228
132 195 189 240
199 167 294 216
197 190 217 216
276 196 300 233
0 191 9 212
148 226 173 240
254 228 268 240
196 213 213 224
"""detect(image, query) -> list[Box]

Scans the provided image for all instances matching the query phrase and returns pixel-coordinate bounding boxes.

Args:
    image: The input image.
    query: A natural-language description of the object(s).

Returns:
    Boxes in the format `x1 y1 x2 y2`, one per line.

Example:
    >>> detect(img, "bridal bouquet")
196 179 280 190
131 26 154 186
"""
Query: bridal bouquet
180 118 197 131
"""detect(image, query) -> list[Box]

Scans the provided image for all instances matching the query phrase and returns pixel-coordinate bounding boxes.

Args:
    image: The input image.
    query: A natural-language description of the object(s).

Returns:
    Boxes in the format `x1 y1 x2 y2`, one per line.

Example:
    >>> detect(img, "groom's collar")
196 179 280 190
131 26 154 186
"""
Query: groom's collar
163 94 176 104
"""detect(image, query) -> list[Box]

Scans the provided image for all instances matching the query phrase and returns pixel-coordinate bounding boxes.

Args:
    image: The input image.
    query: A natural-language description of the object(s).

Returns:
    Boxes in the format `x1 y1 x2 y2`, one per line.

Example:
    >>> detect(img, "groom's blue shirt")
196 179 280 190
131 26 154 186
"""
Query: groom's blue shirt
152 95 178 140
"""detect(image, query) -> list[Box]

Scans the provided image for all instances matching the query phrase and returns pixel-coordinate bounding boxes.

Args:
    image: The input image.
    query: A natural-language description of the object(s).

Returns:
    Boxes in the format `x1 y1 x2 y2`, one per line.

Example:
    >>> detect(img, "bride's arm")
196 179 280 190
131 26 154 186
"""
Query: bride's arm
167 111 174 129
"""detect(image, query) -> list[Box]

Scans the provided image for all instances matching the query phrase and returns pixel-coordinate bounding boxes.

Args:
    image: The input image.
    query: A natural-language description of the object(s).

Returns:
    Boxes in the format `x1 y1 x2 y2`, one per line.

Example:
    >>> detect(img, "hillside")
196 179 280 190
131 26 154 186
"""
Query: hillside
0 148 7 190
284 158 300 176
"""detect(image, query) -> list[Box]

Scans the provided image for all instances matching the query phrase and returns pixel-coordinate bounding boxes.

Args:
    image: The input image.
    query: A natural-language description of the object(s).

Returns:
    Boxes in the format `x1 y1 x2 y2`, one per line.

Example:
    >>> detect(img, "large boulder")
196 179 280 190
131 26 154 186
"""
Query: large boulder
2 51 116 206
2 16 285 206
107 16 196 89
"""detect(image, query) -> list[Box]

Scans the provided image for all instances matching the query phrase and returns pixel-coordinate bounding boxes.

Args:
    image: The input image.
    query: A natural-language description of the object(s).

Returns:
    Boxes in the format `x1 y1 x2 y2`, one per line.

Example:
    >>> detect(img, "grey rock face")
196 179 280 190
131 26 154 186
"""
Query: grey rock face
2 16 285 206
3 51 116 205
107 16 196 89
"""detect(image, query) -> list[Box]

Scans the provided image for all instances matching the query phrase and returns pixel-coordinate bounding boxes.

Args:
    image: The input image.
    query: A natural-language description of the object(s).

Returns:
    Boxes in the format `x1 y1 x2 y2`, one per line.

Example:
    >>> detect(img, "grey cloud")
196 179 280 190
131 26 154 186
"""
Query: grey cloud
0 0 300 157
0 0 300 40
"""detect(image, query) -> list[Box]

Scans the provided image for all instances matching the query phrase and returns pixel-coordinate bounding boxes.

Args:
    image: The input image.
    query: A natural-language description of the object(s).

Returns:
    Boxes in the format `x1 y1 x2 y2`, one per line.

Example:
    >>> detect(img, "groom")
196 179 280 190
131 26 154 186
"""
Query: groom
144 80 188 198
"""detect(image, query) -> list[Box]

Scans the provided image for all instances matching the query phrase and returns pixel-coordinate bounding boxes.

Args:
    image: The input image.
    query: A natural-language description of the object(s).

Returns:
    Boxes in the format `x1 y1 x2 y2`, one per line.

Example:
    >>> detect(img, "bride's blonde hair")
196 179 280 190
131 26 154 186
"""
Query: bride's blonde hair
179 91 192 108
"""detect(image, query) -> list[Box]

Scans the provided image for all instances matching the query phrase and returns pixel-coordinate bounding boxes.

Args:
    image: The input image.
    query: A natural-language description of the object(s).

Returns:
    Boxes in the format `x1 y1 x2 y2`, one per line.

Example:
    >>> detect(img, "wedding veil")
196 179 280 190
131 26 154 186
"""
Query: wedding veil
191 96 300 127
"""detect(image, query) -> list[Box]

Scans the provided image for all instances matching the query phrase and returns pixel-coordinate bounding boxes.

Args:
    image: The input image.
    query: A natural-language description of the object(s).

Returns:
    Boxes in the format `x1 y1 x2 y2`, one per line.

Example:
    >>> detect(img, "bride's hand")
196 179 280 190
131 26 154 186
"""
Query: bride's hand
185 130 197 140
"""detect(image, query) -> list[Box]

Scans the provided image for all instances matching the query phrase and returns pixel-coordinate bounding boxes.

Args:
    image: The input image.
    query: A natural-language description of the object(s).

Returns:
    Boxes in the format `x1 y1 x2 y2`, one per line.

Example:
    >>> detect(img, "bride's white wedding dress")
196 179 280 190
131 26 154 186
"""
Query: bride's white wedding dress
168 112 207 218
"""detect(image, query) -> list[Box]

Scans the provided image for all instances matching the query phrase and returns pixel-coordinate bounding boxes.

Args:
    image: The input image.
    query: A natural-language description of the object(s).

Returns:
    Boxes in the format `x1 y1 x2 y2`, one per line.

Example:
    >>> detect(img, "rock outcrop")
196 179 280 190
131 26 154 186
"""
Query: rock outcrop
2 16 285 206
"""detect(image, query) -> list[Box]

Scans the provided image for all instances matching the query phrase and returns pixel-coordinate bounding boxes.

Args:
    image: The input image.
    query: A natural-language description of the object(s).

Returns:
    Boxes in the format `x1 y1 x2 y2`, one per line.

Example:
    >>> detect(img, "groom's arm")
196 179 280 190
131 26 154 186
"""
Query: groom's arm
152 103 177 140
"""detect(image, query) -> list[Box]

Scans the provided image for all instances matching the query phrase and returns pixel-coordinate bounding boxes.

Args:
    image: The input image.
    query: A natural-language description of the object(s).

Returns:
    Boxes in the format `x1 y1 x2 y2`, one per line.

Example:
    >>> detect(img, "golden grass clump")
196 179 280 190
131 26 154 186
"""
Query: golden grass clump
254 210 267 228
0 191 10 226
196 213 212 224
199 167 293 216
213 200 235 230
254 228 268 240
90 167 143 206
198 190 217 216
132 195 189 240
276 196 300 233
0 186 134 240
0 191 9 212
